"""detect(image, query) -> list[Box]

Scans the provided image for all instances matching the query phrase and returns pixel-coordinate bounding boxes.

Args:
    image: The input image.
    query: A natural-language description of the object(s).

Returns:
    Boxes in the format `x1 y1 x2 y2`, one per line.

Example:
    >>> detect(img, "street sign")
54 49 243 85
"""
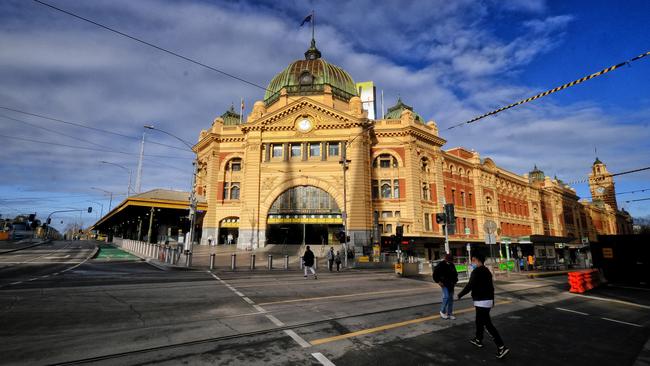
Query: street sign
485 233 497 245
464 227 470 235
483 220 497 234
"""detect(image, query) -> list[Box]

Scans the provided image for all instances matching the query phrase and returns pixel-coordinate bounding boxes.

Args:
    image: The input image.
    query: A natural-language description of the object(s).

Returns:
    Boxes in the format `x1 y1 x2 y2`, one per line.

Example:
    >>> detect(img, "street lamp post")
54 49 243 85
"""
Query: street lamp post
144 125 198 256
100 161 132 197
91 187 113 211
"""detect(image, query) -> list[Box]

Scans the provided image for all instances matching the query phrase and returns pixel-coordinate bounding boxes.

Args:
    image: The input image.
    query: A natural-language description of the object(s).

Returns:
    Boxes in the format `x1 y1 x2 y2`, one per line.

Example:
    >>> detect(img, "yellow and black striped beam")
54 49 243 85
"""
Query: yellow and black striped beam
448 50 650 130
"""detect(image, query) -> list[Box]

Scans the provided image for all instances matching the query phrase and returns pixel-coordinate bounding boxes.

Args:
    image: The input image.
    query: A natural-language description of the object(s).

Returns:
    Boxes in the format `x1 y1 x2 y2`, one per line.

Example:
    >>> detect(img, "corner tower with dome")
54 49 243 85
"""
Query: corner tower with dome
193 39 631 262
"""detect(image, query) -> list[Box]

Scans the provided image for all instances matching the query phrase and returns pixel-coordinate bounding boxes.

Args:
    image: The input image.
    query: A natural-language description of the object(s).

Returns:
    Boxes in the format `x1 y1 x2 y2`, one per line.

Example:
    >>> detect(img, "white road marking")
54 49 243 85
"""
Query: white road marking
265 314 284 327
312 352 336 366
206 270 312 349
601 317 644 328
556 307 589 316
571 293 650 310
284 329 311 348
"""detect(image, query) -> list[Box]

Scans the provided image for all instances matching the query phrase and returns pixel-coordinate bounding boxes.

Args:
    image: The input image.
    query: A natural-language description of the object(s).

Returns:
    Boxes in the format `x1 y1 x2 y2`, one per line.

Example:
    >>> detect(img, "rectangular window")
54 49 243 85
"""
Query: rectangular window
222 182 229 200
328 142 340 157
378 224 384 234
394 211 400 218
393 179 400 198
309 142 320 157
372 180 378 199
272 144 283 158
386 224 393 234
460 192 465 206
230 183 240 200
291 144 301 158
463 217 467 233
231 161 241 171
468 193 473 207
380 180 392 199
451 189 456 204
424 213 431 231
381 211 393 218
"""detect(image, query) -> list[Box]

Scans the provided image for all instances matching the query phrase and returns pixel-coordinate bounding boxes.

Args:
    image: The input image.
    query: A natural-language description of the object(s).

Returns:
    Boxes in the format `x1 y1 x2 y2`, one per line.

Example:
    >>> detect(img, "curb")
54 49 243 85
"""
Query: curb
0 239 49 255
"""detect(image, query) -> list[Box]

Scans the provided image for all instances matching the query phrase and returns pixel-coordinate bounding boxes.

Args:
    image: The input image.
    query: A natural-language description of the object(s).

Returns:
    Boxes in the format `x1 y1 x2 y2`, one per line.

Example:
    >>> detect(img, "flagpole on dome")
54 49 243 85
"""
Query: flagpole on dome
240 98 244 124
311 9 315 43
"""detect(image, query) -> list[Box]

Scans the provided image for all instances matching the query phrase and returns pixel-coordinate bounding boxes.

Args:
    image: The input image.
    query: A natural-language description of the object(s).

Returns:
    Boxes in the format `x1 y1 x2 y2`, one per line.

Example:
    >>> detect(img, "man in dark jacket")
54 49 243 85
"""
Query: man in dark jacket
458 252 510 359
433 254 458 319
303 246 317 279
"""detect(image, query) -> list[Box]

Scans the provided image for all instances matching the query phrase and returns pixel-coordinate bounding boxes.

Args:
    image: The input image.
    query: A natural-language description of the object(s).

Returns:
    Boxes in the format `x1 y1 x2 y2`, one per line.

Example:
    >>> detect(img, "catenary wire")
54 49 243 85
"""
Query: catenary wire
0 106 192 152
33 0 269 93
447 50 650 130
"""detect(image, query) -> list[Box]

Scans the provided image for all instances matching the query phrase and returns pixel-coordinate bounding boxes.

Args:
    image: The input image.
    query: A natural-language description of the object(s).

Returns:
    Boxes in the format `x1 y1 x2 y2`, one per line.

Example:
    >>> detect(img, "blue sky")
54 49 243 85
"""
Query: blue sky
0 0 649 230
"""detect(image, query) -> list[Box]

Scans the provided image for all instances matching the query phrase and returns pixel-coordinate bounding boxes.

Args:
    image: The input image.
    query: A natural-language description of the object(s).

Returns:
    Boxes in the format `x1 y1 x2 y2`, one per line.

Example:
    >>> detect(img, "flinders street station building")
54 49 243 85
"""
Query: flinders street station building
192 39 632 261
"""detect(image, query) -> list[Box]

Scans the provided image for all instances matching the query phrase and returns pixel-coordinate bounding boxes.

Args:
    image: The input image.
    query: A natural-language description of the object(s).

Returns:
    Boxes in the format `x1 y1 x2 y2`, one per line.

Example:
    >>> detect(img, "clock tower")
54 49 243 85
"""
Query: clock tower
588 157 617 210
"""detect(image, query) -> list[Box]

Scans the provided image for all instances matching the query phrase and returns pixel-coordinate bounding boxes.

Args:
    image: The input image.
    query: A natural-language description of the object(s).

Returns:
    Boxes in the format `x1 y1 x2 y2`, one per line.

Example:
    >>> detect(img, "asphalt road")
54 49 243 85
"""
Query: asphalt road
0 242 648 365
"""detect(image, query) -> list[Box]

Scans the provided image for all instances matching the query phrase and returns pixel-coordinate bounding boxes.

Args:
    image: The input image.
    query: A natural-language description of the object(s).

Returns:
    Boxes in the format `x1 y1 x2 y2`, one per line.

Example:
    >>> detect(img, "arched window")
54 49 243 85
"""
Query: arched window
373 154 399 168
226 158 242 171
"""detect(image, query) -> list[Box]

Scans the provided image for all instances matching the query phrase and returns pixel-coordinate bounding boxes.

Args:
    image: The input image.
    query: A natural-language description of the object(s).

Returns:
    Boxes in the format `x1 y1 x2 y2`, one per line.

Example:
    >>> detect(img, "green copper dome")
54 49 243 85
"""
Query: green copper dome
220 104 241 126
384 97 424 123
264 40 357 106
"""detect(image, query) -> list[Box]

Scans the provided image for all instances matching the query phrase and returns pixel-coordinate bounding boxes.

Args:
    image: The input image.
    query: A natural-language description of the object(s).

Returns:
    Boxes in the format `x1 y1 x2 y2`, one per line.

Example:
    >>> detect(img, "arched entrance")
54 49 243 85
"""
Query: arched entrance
219 217 239 245
266 185 343 245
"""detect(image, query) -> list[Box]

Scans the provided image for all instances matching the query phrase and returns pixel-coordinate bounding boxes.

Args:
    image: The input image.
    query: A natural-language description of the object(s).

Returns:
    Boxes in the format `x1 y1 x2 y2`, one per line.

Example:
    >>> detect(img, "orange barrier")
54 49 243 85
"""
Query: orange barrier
0 232 9 241
568 269 602 293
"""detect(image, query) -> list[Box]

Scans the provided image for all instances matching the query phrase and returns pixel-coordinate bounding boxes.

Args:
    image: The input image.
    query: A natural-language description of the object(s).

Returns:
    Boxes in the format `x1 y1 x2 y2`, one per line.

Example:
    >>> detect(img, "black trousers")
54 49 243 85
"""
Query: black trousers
475 306 504 347
328 259 334 271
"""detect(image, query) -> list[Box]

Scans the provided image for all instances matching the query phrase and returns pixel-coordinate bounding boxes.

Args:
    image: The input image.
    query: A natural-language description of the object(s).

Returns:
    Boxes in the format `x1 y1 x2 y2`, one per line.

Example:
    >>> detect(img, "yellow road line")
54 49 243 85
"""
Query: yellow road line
309 300 512 346
257 287 434 306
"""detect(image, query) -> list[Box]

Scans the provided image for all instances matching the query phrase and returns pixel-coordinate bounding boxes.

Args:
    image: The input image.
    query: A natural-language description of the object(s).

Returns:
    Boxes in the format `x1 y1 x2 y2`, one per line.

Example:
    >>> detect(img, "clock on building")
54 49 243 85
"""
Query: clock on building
296 116 314 132
596 186 606 194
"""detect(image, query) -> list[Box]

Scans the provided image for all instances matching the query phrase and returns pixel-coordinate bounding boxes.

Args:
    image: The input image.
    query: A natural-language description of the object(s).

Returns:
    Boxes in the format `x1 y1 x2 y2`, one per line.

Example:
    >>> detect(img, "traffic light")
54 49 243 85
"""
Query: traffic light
337 231 346 243
46 218 51 224
395 225 404 237
28 214 36 221
444 203 456 235
435 213 446 224
87 207 92 213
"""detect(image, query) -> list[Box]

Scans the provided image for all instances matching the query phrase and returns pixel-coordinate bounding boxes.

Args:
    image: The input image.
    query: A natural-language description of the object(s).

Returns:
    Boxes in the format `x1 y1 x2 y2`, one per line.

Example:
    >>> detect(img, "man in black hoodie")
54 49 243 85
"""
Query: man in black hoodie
433 253 458 319
457 252 510 359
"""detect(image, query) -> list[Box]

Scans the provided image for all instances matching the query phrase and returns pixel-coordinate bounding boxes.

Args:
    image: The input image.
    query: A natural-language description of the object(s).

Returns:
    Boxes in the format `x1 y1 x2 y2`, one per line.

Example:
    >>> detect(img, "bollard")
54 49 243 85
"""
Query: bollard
284 255 289 270
184 250 190 267
300 256 303 269
250 254 256 270
314 257 318 269
209 253 215 270
231 254 236 271
267 255 273 270
188 251 193 267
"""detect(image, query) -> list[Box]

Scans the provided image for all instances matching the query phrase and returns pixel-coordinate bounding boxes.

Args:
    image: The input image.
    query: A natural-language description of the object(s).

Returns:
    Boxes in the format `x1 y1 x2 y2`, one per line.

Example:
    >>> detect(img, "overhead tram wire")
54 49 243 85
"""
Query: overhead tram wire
447 50 650 130
0 133 191 160
33 0 269 93
0 106 192 152
625 197 650 203
560 166 650 185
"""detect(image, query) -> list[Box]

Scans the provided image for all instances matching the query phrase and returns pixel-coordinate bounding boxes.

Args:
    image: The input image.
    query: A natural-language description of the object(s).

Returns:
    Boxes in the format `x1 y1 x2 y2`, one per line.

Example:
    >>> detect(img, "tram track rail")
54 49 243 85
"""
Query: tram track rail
48 280 564 365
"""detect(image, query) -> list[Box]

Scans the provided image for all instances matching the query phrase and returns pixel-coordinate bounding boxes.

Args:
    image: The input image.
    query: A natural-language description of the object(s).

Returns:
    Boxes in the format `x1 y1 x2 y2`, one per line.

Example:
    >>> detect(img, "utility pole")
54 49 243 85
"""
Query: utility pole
135 132 145 194
147 207 154 243
339 147 350 268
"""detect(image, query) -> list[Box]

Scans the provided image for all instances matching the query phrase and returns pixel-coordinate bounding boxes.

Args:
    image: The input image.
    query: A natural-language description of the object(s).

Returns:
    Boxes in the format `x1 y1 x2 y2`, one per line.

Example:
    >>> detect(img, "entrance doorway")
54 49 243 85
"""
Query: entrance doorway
266 186 342 245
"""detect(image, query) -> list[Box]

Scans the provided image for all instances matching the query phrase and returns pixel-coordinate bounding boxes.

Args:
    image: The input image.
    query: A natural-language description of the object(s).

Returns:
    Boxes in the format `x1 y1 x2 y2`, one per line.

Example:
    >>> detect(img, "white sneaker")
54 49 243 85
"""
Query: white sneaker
439 311 448 319
448 315 456 320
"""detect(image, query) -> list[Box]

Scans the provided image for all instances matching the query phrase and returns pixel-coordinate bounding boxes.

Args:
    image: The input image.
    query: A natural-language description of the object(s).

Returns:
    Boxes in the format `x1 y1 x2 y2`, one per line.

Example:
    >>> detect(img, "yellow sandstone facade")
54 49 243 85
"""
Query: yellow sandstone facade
193 41 632 259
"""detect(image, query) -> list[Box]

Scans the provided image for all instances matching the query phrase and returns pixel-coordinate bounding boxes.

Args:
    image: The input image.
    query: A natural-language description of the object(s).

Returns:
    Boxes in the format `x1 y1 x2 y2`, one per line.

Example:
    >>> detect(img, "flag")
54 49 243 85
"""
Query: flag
300 14 312 27
240 98 245 112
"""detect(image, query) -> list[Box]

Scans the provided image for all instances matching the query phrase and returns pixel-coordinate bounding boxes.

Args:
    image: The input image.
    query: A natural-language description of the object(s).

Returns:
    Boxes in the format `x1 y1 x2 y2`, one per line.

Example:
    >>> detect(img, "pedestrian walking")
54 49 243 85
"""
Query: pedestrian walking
207 235 213 246
433 253 458 320
527 254 535 271
457 252 510 359
227 233 234 246
335 251 342 271
327 247 335 271
302 245 317 279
